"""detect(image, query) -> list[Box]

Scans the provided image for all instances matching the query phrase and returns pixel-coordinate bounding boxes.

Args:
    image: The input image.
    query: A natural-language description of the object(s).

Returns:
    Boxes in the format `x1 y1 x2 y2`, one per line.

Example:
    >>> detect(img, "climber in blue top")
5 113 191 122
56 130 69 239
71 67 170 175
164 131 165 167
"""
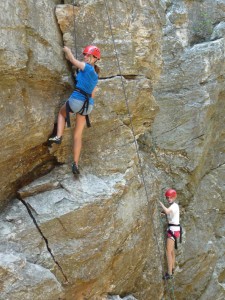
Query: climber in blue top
49 45 101 175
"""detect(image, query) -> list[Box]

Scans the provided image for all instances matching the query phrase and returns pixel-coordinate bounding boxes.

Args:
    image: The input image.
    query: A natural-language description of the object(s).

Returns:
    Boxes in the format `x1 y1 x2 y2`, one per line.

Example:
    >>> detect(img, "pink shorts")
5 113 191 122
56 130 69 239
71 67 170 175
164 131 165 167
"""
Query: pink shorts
167 230 180 241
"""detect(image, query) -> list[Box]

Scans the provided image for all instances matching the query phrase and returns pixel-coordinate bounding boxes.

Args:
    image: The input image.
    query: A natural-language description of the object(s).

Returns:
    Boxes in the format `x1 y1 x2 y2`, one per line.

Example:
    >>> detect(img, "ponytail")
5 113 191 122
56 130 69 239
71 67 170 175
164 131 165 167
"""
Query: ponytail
94 64 100 75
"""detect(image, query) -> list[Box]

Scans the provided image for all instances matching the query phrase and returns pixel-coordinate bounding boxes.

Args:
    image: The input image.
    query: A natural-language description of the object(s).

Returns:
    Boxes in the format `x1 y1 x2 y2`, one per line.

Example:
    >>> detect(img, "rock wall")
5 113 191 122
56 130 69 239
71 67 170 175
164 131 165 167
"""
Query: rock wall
0 0 73 208
142 0 225 299
0 0 224 300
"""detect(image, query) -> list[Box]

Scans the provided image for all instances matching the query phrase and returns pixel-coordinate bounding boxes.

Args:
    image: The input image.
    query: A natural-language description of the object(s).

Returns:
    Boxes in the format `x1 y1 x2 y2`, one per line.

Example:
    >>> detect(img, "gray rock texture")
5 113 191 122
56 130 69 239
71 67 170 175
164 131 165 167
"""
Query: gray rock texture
0 0 73 208
0 0 225 299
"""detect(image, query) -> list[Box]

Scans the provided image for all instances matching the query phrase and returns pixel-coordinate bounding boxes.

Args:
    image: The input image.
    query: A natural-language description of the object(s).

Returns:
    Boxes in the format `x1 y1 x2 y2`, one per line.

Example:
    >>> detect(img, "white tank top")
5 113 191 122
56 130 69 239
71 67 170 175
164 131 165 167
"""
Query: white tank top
167 202 180 232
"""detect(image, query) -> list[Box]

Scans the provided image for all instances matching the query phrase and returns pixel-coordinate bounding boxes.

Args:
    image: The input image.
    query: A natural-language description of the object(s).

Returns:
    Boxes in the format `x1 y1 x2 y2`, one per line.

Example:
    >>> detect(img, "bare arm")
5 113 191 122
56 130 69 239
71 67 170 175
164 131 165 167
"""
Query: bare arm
63 46 85 70
159 201 172 215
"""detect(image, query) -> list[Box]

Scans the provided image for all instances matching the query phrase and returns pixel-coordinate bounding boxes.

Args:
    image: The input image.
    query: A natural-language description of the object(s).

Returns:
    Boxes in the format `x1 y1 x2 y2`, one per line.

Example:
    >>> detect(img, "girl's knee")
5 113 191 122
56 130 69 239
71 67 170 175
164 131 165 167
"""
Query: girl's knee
59 103 66 113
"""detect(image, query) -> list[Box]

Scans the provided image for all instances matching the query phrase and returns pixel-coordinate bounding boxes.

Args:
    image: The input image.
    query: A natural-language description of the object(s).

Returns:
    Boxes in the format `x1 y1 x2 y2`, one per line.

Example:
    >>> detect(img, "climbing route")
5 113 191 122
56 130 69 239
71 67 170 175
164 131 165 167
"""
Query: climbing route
149 132 180 298
103 1 176 299
73 0 78 59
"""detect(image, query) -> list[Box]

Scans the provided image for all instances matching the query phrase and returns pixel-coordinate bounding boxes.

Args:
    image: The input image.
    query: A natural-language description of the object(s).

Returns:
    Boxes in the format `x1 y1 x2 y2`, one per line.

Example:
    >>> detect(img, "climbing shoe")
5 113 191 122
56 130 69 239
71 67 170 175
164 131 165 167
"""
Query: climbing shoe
48 136 62 144
163 273 173 280
72 162 80 175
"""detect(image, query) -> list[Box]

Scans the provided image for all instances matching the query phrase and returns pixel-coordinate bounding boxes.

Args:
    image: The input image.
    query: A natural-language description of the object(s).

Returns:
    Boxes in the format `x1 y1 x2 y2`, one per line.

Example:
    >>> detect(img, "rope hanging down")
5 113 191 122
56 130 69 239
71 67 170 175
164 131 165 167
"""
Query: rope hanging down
103 1 176 299
72 0 78 59
104 0 167 286
150 134 178 298
147 136 177 299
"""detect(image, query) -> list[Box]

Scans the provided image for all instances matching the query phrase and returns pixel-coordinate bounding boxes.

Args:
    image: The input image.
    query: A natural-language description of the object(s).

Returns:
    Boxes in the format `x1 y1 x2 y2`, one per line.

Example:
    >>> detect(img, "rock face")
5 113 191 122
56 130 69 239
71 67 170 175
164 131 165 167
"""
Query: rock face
0 0 225 300
149 1 225 298
0 0 73 208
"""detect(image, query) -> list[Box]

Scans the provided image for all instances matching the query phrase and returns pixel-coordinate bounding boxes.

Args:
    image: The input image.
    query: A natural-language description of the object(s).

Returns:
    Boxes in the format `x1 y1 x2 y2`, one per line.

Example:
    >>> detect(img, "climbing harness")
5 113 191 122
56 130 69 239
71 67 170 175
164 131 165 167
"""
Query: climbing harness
165 189 182 249
159 190 177 298
66 87 92 128
167 224 182 250
150 138 179 298
103 1 176 299
65 1 95 128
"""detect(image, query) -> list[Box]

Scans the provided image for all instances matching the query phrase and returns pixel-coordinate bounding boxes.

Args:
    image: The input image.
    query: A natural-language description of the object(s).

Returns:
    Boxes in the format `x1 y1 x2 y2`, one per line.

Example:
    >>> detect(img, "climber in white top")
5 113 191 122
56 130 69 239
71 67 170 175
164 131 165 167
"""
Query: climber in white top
159 188 181 280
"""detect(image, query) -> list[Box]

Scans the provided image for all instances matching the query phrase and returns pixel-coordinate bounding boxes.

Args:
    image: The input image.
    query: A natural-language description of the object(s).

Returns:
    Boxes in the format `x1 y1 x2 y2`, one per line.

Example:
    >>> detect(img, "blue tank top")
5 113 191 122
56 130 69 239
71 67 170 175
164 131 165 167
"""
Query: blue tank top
70 63 98 105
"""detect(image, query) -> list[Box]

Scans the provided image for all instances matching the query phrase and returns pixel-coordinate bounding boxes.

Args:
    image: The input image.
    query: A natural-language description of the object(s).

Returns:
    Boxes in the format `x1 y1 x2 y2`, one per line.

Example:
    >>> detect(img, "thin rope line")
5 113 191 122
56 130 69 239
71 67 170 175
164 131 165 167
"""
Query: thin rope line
72 0 78 59
103 0 167 285
150 135 177 299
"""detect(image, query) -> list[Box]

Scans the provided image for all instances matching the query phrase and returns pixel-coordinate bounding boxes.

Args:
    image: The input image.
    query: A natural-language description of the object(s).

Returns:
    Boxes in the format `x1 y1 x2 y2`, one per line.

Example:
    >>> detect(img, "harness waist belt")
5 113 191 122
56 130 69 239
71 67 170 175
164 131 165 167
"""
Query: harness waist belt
74 87 91 98
66 87 92 128
167 224 182 250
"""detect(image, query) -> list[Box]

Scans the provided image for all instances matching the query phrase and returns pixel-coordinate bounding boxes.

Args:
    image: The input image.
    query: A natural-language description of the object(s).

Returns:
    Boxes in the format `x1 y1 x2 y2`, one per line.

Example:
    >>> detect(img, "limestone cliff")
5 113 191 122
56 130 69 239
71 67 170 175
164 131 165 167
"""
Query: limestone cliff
0 0 224 300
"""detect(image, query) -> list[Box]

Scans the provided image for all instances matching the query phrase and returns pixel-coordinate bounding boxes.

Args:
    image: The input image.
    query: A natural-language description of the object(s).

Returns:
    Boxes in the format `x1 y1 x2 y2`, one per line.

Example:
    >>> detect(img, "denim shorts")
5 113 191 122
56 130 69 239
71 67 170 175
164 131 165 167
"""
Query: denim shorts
68 97 93 115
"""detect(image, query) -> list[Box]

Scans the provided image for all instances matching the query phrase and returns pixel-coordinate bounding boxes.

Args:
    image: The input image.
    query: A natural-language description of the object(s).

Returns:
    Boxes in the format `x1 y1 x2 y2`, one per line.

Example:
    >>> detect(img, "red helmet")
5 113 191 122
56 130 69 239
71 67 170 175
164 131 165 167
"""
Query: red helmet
83 45 101 59
165 189 177 198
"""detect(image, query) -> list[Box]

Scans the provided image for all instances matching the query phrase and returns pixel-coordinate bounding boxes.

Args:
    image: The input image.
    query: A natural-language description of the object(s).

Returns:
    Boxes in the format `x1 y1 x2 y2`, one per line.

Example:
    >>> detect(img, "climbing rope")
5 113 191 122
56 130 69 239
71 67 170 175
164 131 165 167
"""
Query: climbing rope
72 0 78 59
149 134 177 299
103 1 175 299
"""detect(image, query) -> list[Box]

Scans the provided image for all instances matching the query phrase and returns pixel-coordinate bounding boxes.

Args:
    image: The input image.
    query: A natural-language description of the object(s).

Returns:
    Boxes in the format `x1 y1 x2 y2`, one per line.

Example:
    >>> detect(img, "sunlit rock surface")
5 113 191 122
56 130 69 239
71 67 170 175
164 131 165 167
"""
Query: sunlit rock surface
0 0 225 299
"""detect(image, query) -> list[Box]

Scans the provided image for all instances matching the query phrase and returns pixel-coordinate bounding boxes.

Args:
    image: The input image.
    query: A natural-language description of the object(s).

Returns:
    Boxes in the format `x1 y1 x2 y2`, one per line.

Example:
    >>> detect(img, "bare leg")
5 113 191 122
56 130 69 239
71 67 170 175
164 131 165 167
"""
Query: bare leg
57 103 67 138
73 113 86 164
166 238 175 275
172 247 175 271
